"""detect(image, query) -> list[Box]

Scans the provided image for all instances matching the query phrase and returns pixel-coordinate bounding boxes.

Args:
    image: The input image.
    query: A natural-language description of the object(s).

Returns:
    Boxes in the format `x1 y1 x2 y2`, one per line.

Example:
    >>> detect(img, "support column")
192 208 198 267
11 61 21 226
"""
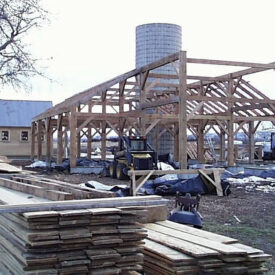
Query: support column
227 78 235 166
154 125 159 153
220 130 226 161
174 124 179 161
31 122 35 160
70 107 77 168
101 97 107 160
139 72 149 136
45 117 52 163
37 120 43 160
57 114 63 164
64 128 68 158
76 106 81 158
101 122 106 160
77 131 81 158
178 51 188 169
197 122 205 163
87 103 92 159
248 121 255 163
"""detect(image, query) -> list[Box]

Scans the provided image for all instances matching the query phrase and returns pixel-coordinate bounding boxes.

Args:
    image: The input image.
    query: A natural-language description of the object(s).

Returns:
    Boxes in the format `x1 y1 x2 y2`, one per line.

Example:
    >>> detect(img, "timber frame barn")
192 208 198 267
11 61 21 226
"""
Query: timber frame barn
32 51 275 168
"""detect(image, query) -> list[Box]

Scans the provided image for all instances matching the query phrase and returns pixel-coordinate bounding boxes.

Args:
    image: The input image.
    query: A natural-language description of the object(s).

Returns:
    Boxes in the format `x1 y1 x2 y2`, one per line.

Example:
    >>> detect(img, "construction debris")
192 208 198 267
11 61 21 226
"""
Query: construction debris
143 220 272 274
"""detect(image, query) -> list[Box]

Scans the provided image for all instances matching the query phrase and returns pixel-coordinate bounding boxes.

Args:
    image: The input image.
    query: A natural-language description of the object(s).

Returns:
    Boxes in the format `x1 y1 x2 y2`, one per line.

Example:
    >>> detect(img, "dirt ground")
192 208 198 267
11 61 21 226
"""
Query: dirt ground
37 170 275 274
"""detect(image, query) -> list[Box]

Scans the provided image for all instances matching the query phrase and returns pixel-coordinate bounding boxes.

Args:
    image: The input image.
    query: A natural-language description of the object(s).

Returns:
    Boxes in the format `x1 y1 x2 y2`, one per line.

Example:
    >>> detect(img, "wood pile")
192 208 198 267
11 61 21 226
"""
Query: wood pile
0 175 115 200
0 207 147 274
0 155 22 173
143 221 272 274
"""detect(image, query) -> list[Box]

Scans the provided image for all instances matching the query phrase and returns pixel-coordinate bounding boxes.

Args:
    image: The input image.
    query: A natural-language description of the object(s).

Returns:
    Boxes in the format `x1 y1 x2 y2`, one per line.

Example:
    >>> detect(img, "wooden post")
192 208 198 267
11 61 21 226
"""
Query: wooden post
178 51 188 169
197 122 205 163
77 131 81 158
45 117 52 163
220 130 226 161
248 121 255 163
31 122 35 160
101 96 107 160
64 128 68 158
57 114 63 164
227 78 235 166
101 121 106 160
77 106 81 158
197 81 205 163
87 103 92 159
234 145 239 160
70 107 77 168
174 124 179 162
154 125 159 153
37 120 43 160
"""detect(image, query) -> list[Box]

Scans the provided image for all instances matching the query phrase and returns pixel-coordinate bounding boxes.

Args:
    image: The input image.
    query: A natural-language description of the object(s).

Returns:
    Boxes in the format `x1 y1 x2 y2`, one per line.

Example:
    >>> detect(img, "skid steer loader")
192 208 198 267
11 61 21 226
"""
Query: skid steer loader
109 136 157 180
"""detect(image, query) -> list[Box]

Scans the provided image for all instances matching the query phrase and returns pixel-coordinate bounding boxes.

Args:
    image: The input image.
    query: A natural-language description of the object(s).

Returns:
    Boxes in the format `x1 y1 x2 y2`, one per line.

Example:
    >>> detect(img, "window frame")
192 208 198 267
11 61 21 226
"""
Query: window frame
20 130 29 142
1 130 10 142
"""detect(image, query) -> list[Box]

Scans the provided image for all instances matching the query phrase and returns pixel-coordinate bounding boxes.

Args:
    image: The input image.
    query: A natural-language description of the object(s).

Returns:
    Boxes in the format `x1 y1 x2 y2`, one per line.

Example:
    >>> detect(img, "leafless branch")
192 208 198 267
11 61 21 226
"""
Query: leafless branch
0 0 48 91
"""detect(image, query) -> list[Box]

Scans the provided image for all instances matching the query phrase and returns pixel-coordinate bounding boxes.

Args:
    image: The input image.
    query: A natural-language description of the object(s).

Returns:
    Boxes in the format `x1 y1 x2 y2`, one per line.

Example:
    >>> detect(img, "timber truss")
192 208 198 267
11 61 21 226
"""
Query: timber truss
31 51 275 168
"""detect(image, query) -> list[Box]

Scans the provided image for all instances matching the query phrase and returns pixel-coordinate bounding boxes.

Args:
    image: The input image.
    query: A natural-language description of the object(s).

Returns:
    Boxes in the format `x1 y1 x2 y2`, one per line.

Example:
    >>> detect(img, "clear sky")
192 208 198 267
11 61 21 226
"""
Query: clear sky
1 0 275 104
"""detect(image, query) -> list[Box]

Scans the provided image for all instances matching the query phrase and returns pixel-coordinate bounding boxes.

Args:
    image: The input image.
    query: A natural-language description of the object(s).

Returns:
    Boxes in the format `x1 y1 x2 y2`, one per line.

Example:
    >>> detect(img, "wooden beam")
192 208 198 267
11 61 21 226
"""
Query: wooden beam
57 114 63 164
31 122 35 160
145 119 161 136
37 120 43 160
187 58 275 69
227 79 235 166
220 130 226 161
69 107 77 168
248 121 255 163
178 51 188 169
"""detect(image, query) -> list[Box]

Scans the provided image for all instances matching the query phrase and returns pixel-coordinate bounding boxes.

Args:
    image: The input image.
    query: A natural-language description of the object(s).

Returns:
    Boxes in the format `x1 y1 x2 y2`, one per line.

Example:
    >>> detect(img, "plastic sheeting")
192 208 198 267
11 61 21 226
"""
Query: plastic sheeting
139 175 218 196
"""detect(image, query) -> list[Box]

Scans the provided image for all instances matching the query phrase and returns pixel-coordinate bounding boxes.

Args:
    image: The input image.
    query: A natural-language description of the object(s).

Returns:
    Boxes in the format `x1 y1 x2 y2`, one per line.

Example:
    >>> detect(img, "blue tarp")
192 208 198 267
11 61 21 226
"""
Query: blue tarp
140 175 214 196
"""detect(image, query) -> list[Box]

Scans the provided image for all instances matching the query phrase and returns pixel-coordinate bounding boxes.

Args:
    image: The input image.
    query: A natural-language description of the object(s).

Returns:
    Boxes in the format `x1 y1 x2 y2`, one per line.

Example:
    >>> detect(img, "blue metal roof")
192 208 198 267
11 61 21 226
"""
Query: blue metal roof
0 100 52 127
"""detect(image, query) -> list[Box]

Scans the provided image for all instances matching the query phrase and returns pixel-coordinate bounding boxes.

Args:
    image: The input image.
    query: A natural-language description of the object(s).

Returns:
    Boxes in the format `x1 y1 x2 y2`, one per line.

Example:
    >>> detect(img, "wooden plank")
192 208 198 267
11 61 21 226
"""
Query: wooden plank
146 229 219 258
0 195 167 214
0 178 73 201
0 162 22 173
145 223 246 255
144 239 196 263
128 168 224 176
11 176 89 200
156 220 238 244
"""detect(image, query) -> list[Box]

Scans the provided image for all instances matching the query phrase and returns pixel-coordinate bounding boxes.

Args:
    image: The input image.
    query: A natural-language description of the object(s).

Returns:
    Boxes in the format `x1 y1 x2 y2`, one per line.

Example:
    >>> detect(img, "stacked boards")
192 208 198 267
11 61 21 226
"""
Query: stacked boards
0 175 115 201
144 220 271 274
0 207 148 274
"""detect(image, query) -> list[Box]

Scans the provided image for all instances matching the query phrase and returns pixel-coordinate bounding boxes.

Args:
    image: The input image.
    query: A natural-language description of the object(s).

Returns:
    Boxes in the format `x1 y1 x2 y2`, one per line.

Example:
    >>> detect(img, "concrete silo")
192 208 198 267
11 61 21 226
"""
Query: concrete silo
136 23 182 156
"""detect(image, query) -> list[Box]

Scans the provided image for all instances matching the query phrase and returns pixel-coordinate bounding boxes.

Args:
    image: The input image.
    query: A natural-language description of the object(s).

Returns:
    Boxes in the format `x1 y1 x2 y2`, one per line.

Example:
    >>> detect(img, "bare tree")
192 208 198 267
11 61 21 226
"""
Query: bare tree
0 0 47 90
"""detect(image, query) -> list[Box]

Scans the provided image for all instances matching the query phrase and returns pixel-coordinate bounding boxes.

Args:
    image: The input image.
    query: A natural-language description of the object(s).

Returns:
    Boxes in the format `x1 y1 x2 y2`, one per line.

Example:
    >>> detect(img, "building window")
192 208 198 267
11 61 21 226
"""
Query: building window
1 130 9 141
21 131 29 141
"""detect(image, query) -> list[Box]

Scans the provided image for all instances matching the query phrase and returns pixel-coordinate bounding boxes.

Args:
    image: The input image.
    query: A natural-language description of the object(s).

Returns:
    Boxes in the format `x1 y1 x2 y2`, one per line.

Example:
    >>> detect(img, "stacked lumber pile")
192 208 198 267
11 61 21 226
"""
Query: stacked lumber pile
0 207 147 274
143 221 272 274
0 175 115 200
